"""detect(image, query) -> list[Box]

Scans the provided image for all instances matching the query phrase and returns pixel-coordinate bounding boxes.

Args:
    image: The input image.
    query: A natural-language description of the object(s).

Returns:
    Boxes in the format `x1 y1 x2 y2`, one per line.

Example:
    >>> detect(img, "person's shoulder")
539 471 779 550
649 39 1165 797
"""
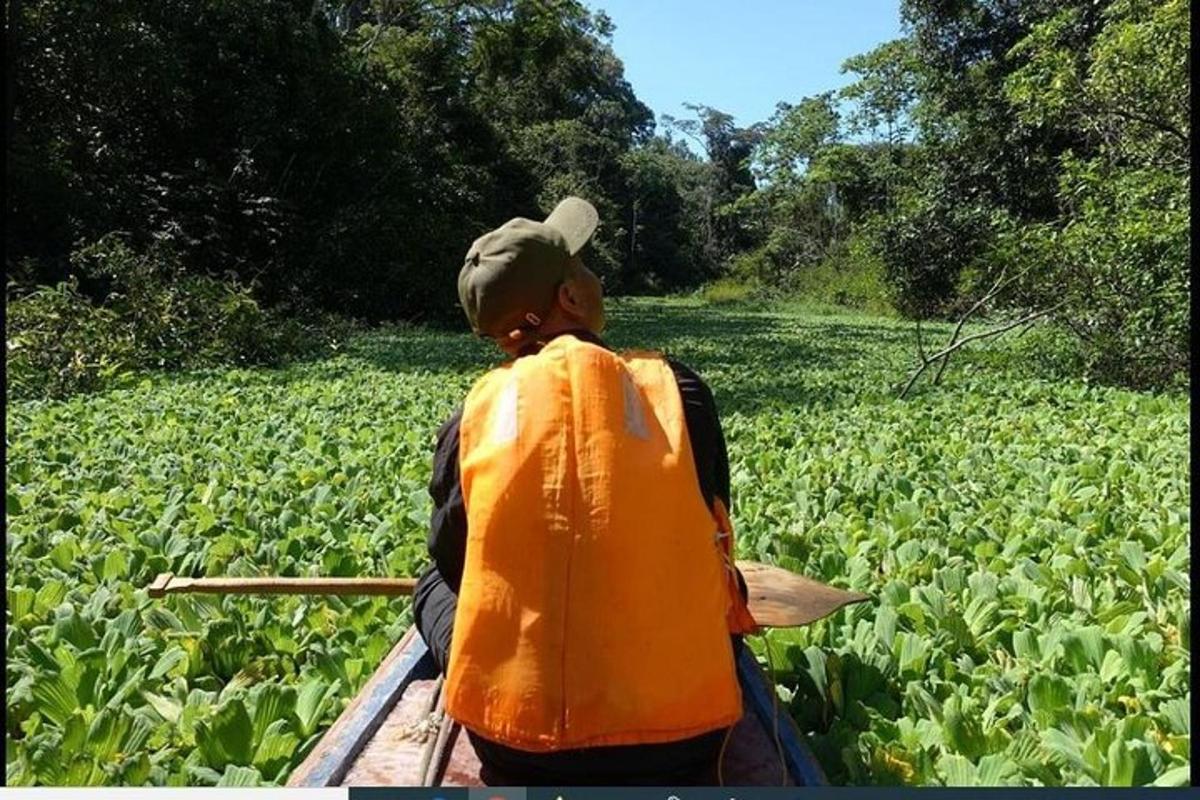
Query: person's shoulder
435 406 463 446
664 357 720 405
664 356 713 390
665 356 703 383
615 347 708 386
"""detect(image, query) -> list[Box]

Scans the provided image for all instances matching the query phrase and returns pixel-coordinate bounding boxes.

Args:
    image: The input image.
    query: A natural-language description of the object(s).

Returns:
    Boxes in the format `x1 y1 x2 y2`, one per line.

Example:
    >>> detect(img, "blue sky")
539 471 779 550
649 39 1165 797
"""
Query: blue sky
585 0 904 132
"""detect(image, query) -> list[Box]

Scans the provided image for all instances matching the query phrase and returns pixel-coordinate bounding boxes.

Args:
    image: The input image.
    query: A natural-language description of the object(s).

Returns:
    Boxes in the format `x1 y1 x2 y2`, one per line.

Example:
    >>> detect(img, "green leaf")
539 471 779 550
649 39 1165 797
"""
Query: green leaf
31 674 79 728
249 683 297 748
190 503 218 534
1098 650 1125 683
117 752 152 784
938 753 977 786
1062 626 1106 673
7 587 35 621
897 601 927 630
141 691 182 724
252 718 300 778
217 765 263 787
295 678 338 739
101 550 128 581
144 605 184 633
1027 674 1072 717
976 753 1019 785
49 538 80 571
344 658 365 687
942 695 987 760
799 645 830 702
963 596 999 637
874 604 898 644
102 666 147 711
95 709 151 765
892 501 920 531
1159 697 1189 735
1118 541 1146 573
185 765 223 786
1153 766 1191 787
1105 738 1135 786
34 581 67 614
1012 629 1040 661
1042 728 1088 775
895 632 929 676
54 607 97 649
195 699 254 769
149 646 188 681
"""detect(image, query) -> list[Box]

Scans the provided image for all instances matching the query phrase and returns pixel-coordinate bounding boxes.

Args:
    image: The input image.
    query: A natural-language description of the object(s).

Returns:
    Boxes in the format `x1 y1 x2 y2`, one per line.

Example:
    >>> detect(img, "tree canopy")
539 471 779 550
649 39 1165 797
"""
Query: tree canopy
5 0 1190 390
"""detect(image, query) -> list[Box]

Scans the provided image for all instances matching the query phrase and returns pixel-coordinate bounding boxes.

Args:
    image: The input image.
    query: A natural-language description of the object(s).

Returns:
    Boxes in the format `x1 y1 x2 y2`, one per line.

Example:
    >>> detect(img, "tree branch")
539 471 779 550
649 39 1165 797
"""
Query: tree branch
924 265 1012 386
898 301 1066 399
1097 106 1190 149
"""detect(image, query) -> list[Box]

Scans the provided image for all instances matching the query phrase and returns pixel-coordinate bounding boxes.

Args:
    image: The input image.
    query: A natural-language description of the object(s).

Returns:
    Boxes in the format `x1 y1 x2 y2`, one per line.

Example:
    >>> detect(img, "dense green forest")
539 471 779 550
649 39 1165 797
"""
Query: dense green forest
5 0 1190 397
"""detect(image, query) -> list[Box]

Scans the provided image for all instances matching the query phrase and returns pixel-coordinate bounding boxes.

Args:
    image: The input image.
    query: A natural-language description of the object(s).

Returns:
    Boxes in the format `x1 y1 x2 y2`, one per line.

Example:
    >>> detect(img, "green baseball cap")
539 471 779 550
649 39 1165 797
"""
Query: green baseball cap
458 197 599 338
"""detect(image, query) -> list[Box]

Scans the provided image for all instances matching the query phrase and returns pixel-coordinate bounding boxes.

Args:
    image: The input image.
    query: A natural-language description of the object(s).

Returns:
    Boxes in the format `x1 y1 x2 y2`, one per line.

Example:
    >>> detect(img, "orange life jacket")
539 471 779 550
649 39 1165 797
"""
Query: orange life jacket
444 334 755 751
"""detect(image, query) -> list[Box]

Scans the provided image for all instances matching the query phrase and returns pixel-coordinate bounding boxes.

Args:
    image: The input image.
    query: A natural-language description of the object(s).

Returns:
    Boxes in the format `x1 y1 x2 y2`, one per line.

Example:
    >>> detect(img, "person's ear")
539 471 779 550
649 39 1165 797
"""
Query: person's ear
557 278 585 318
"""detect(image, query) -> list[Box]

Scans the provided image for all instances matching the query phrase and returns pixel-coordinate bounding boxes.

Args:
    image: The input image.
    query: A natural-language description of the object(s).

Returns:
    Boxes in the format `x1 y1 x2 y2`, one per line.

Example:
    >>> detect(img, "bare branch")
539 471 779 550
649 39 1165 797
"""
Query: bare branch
898 301 1066 399
919 264 1021 387
1014 318 1039 339
931 346 953 386
936 303 1064 354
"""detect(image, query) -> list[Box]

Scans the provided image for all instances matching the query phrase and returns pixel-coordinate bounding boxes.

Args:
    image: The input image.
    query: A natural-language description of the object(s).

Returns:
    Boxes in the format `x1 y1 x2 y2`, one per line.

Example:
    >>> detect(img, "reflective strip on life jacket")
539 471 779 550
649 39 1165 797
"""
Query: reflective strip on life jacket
445 334 745 751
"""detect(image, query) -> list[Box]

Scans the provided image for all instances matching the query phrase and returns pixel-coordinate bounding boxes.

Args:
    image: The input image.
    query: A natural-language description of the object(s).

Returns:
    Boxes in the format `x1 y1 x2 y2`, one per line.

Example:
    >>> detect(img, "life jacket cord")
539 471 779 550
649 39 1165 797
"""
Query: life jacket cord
717 631 787 787
761 630 787 786
717 715 735 786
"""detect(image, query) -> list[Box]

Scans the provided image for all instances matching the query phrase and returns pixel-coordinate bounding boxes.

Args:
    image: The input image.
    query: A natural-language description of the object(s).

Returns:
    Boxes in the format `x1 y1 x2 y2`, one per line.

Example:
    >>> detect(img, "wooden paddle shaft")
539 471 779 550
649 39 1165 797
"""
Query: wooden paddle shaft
146 562 869 628
147 573 417 598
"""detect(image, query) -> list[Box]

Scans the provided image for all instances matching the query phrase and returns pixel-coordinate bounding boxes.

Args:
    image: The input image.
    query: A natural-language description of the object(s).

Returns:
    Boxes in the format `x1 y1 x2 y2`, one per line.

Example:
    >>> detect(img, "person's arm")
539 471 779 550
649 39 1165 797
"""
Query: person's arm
667 359 730 510
428 408 468 593
668 360 748 603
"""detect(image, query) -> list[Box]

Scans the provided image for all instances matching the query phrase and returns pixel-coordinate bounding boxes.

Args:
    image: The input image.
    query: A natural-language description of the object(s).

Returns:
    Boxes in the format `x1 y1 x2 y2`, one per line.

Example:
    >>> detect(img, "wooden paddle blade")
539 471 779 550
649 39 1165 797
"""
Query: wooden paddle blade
147 573 174 599
737 560 870 628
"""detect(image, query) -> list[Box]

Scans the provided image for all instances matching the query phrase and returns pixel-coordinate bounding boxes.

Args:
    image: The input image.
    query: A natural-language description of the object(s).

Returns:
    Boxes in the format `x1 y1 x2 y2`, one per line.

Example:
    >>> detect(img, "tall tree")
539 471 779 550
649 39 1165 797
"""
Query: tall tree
5 0 672 320
661 104 761 268
1000 0 1190 386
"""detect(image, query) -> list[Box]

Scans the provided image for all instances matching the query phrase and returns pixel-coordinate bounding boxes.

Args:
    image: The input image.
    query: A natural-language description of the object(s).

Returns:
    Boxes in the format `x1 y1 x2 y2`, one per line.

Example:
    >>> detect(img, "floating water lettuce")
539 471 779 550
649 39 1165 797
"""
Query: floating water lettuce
5 300 1189 785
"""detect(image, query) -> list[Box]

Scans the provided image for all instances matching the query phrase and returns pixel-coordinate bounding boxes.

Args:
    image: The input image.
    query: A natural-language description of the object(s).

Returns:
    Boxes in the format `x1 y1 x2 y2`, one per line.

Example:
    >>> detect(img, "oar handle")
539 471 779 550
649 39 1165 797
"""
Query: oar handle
147 573 417 598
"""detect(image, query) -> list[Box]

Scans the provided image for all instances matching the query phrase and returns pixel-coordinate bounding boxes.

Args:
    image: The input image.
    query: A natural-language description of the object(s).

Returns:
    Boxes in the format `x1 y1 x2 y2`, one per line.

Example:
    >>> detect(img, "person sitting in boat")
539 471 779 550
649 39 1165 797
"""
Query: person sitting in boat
413 196 757 786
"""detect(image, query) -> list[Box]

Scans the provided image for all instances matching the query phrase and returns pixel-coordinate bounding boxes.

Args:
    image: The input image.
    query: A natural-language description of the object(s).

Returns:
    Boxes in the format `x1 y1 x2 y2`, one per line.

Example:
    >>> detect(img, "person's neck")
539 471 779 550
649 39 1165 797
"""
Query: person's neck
515 325 604 357
540 322 599 341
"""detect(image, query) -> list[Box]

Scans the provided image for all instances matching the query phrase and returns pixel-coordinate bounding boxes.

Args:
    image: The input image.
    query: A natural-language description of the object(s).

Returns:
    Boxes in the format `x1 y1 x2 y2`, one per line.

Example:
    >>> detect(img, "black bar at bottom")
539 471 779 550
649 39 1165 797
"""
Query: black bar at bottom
349 786 1200 800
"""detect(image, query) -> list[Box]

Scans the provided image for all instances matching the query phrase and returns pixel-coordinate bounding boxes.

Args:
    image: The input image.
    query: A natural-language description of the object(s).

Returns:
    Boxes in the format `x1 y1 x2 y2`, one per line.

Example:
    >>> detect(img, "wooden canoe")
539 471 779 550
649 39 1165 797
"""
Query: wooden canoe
286 562 866 787
288 626 828 787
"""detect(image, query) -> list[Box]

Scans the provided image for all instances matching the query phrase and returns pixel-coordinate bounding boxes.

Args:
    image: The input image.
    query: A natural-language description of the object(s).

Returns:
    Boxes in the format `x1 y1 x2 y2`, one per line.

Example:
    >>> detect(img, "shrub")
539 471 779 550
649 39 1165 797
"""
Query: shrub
6 278 135 400
787 234 895 316
1008 323 1088 381
6 237 334 400
995 161 1189 391
869 186 995 319
726 246 776 287
701 278 757 305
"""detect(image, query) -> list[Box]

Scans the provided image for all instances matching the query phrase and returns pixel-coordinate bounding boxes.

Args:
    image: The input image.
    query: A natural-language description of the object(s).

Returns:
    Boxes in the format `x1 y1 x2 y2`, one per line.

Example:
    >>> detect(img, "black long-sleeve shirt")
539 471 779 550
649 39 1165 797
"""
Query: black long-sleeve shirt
427 329 732 593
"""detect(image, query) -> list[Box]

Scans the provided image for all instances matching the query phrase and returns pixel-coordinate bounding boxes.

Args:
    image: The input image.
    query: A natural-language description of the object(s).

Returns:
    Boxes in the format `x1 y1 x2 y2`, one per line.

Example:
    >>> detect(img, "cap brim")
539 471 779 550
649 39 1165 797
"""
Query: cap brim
543 197 599 256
